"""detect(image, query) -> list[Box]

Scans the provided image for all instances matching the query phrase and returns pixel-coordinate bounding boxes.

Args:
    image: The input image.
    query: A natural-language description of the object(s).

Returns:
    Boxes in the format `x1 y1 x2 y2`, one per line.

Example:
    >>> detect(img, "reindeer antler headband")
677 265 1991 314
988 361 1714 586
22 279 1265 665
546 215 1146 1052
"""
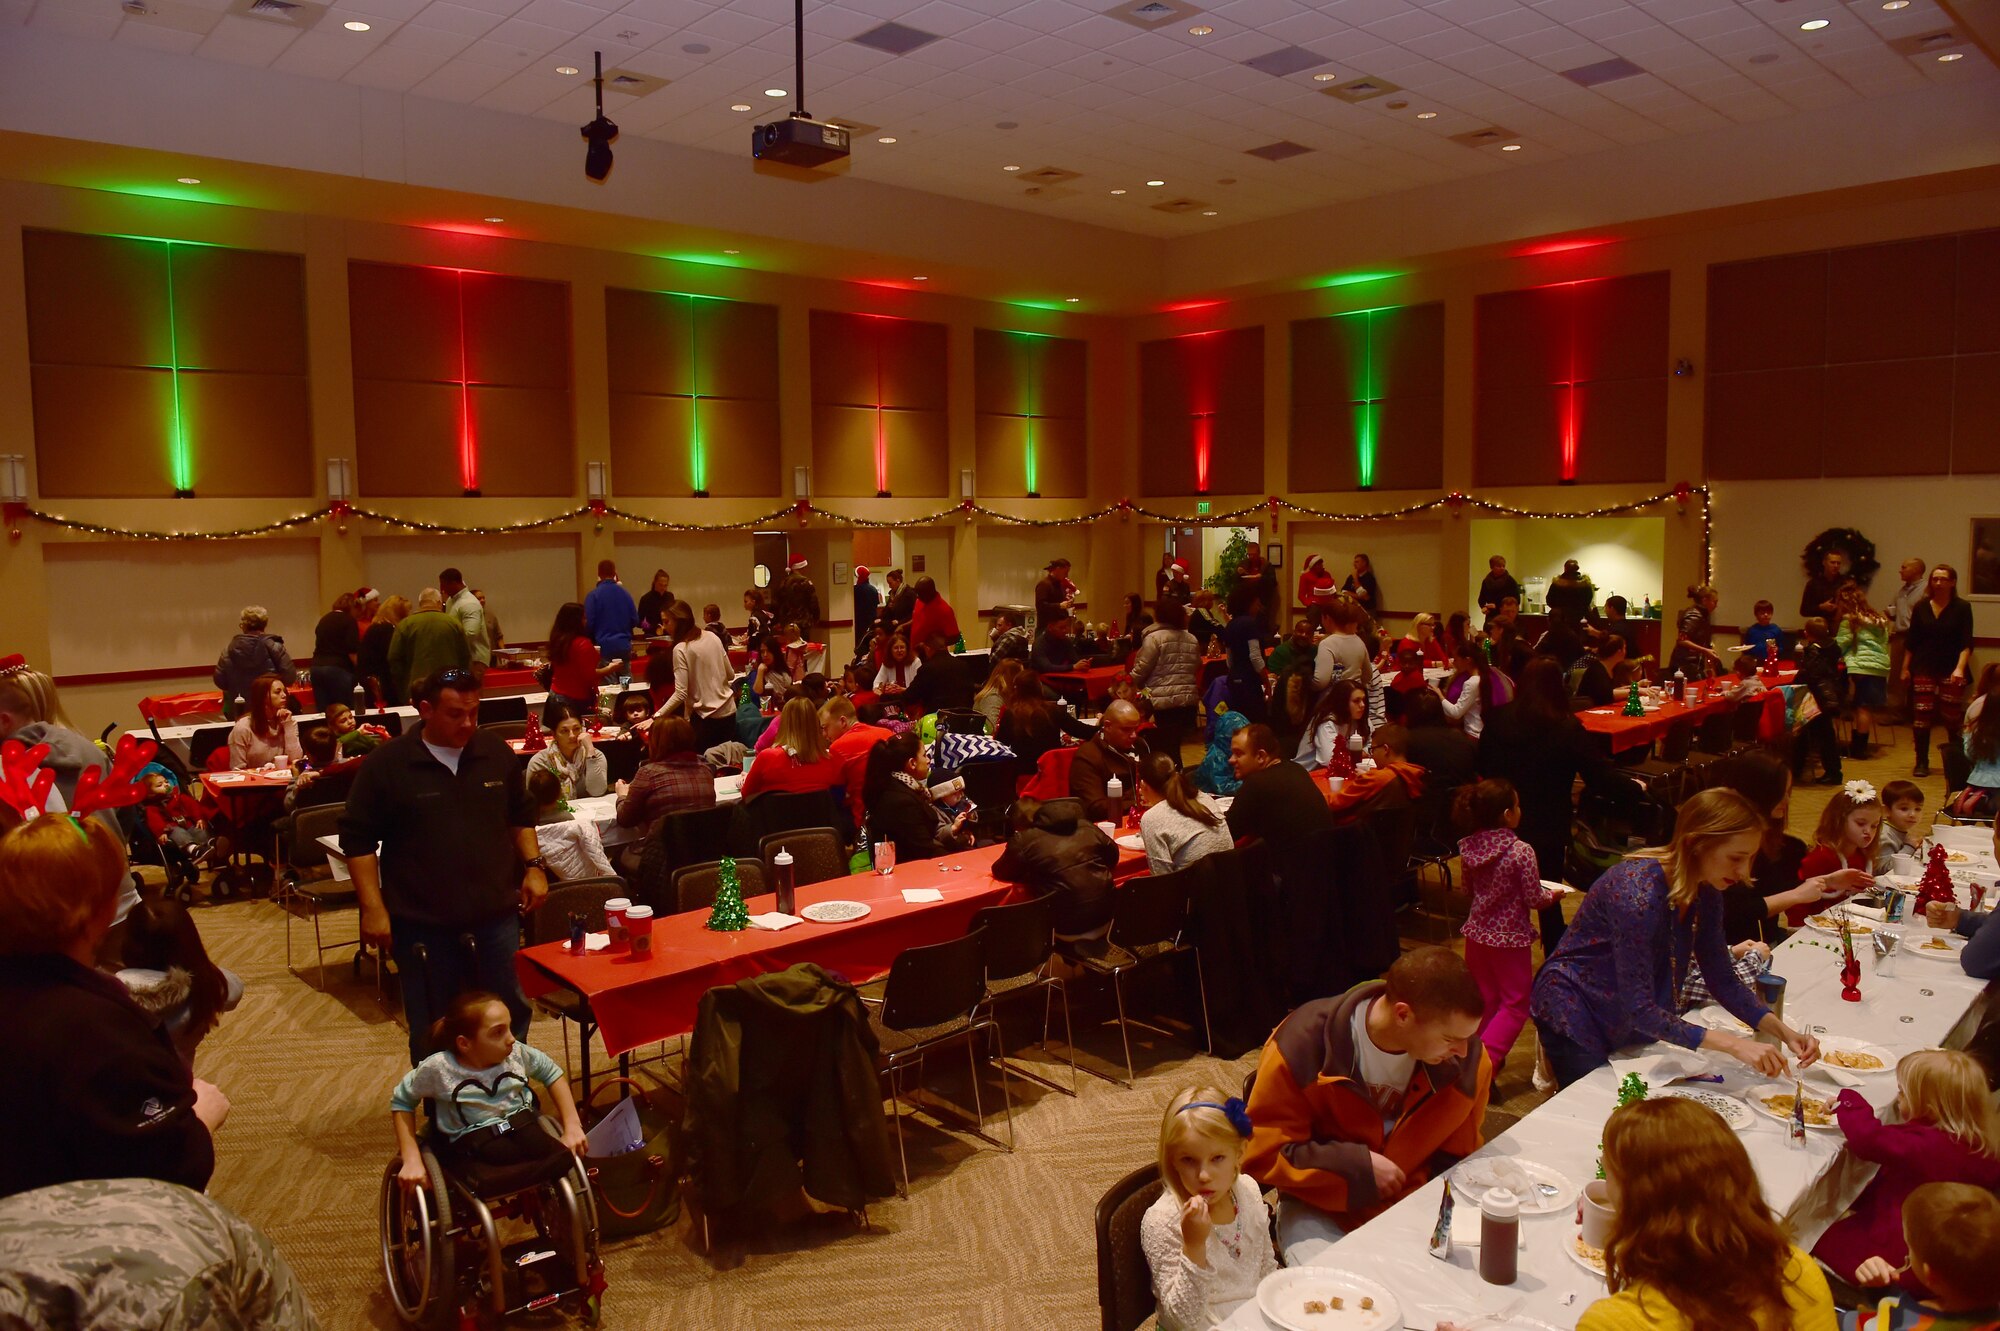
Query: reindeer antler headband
0 733 159 833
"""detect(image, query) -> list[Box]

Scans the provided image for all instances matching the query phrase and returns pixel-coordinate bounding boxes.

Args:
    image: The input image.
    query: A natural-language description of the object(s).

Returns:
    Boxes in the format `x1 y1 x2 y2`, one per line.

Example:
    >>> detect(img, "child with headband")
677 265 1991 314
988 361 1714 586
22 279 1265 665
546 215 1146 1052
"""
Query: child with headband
1141 1086 1277 1331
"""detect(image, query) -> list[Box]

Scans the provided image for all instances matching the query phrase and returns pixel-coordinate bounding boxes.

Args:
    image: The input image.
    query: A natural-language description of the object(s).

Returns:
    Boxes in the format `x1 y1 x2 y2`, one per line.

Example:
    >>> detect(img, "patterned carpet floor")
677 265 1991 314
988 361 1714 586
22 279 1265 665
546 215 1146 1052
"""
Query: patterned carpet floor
180 735 1943 1330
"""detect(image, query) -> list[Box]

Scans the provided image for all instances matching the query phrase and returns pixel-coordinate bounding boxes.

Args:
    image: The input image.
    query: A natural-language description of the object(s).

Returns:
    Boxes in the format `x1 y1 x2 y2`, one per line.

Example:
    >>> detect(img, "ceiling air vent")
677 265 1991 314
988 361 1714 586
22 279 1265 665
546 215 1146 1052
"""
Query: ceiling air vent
598 68 664 96
1243 45 1331 77
226 0 326 28
1151 197 1209 214
1887 29 1965 56
1245 140 1311 162
1106 0 1202 31
1560 57 1644 87
1320 75 1401 103
1448 125 1521 148
851 21 940 54
1019 165 1081 185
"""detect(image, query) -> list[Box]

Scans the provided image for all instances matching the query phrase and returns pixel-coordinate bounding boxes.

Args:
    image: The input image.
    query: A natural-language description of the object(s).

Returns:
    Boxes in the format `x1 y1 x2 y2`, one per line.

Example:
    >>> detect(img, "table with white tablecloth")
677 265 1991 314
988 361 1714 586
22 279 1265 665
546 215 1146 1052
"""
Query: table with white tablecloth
1221 861 1994 1331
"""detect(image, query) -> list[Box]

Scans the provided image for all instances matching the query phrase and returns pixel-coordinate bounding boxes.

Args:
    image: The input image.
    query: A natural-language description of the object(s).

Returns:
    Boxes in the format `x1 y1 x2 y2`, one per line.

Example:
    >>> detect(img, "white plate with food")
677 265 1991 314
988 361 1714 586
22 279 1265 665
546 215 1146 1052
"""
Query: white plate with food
1255 1267 1399 1331
800 900 871 924
1447 1157 1576 1216
1745 1083 1842 1132
1815 1037 1894 1074
1803 913 1874 937
1565 1223 1608 1283
1654 1085 1756 1130
1115 834 1145 853
1905 931 1967 961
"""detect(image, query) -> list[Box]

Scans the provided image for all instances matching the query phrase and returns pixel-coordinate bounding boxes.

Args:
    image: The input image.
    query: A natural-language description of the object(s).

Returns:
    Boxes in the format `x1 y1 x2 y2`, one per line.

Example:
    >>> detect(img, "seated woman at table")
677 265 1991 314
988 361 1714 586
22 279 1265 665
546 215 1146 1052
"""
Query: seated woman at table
752 675 833 754
614 716 716 839
1433 635 1505 739
1529 787 1823 1089
1136 751 1231 877
973 658 1024 734
1525 1096 1836 1331
525 768 614 882
873 631 922 703
861 731 974 863
525 704 607 801
750 638 791 707
226 673 301 771
740 697 843 801
1296 679 1368 773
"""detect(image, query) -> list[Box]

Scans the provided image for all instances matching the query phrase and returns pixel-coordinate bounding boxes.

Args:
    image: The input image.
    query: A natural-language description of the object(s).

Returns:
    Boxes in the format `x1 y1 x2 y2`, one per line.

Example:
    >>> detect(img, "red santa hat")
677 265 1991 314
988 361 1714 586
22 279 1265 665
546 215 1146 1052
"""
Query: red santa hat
1171 558 1191 578
853 564 869 578
788 555 810 571
355 586 381 604
1305 554 1325 573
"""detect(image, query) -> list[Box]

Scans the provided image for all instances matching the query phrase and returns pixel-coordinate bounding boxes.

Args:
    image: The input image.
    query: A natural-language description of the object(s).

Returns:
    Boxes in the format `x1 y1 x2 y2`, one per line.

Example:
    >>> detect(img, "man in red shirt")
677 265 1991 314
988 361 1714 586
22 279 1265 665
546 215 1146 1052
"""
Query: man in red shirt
820 696 893 826
908 575 960 650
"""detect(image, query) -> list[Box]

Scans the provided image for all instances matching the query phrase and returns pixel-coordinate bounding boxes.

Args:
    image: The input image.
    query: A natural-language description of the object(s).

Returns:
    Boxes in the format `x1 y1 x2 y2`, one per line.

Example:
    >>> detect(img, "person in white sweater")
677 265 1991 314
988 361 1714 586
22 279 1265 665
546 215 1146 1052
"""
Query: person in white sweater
1136 752 1234 877
525 768 614 882
1141 1086 1278 1331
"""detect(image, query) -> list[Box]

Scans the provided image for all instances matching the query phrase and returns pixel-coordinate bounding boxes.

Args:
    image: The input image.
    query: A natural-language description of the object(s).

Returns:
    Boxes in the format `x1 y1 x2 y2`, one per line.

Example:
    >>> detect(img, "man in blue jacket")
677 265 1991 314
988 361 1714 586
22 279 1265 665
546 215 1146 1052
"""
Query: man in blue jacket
584 559 638 681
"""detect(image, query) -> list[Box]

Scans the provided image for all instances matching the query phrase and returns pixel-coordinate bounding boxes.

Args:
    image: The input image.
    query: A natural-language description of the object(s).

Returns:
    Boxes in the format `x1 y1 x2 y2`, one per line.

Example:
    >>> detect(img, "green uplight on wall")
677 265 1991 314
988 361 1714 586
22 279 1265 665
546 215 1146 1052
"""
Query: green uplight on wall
1317 271 1402 288
96 181 229 206
1006 299 1067 312
658 251 752 268
1332 305 1396 490
686 296 707 497
162 244 193 496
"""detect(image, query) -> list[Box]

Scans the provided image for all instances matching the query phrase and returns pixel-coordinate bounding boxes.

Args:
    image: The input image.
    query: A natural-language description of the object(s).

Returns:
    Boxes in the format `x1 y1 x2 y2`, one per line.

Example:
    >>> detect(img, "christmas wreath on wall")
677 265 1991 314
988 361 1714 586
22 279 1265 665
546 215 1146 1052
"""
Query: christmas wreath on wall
1802 527 1880 589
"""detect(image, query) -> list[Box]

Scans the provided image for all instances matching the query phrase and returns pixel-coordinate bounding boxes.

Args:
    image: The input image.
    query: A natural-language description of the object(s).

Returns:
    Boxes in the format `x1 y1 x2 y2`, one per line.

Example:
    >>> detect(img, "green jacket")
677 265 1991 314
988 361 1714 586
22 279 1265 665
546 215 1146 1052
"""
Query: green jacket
680 963 894 1217
388 609 472 699
1835 617 1890 678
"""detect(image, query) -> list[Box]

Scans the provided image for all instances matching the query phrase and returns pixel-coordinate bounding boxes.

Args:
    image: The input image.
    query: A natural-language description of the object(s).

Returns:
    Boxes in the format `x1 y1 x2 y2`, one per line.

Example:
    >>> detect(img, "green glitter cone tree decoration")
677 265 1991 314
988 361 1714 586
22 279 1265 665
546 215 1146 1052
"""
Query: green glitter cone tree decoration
1623 682 1644 717
706 856 749 932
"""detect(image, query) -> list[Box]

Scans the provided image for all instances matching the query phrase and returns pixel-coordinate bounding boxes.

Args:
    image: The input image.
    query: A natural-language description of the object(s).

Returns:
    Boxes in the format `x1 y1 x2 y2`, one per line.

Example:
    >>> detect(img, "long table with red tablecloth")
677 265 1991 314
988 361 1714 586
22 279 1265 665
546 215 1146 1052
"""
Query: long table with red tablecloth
139 666 547 722
1575 667 1796 753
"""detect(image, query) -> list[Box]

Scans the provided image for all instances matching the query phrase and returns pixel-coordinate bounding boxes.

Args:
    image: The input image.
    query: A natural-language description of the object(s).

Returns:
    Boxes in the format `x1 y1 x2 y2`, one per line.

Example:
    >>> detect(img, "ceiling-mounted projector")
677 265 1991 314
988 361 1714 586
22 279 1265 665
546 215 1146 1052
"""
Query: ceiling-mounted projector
752 114 849 167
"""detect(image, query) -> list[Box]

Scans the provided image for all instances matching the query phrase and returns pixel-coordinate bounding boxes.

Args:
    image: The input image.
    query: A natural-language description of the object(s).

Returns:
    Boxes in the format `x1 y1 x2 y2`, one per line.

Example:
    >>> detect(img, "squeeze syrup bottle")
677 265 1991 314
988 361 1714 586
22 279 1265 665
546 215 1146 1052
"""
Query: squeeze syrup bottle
1478 1187 1519 1285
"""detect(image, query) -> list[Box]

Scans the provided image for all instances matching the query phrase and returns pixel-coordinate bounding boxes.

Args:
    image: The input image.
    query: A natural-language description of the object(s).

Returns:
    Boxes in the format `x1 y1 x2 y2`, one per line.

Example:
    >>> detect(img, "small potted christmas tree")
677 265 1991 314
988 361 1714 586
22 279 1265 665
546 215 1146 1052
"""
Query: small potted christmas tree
1914 844 1958 926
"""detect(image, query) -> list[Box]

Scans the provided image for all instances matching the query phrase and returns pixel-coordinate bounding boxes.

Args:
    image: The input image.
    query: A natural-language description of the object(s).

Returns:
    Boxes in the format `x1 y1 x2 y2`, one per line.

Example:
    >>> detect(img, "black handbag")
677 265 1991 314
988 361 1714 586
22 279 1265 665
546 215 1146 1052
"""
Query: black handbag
580 1077 678 1239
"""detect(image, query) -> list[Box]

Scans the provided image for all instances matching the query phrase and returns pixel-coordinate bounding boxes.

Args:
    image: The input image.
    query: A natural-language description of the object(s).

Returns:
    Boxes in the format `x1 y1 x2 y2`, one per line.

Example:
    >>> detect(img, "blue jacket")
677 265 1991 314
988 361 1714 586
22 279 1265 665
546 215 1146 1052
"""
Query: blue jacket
584 579 638 661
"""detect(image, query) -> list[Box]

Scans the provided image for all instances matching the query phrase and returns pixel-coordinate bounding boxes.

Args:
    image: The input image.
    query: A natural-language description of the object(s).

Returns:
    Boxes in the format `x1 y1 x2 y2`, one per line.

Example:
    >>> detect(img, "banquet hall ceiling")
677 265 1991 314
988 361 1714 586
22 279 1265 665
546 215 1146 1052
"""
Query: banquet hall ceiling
8 0 1995 237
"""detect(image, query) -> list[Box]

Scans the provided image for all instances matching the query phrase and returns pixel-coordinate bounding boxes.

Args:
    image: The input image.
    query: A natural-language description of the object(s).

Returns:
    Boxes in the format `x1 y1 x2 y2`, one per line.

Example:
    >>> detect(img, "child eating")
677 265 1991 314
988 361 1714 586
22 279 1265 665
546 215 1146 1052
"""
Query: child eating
1816 1050 2000 1290
1140 1087 1277 1331
1874 780 1925 873
1788 781 1882 926
324 701 386 757
1848 1182 2000 1329
391 990 587 1189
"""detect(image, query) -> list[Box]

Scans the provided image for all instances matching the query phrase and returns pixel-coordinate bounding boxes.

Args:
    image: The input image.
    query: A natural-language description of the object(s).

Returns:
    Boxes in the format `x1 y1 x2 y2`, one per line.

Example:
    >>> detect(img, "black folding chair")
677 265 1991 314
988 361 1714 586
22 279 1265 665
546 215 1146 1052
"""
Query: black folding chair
1059 862 1214 1087
477 694 529 725
672 858 769 915
525 877 639 1100
970 894 1075 1095
757 828 848 889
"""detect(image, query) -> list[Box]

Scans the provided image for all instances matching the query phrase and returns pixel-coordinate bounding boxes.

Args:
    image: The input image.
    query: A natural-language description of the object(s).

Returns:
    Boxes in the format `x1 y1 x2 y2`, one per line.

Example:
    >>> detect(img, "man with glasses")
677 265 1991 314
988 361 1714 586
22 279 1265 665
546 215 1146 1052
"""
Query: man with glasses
340 669 546 1065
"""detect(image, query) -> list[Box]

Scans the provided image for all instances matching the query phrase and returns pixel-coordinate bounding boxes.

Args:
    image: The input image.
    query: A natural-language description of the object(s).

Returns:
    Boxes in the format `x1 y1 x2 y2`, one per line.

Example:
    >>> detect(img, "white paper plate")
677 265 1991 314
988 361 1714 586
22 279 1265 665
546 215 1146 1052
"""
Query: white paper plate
1905 931 1968 961
1115 834 1145 852
1816 1036 1894 1074
1744 1082 1842 1132
800 900 871 924
1654 1085 1756 1130
1565 1222 1608 1283
1447 1157 1576 1216
1254 1268 1399 1331
1686 1004 1754 1035
1803 913 1876 938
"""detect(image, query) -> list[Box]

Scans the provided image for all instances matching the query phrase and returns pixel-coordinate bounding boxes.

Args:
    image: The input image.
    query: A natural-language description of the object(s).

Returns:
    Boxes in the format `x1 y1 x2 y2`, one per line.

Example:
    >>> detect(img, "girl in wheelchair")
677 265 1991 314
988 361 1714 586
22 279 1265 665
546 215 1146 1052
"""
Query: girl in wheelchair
390 990 587 1191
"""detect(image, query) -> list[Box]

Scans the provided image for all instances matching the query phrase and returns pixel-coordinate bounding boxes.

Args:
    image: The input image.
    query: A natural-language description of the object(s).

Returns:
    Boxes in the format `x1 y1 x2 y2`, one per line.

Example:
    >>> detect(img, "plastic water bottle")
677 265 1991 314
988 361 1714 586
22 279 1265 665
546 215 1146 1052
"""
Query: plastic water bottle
773 847 796 916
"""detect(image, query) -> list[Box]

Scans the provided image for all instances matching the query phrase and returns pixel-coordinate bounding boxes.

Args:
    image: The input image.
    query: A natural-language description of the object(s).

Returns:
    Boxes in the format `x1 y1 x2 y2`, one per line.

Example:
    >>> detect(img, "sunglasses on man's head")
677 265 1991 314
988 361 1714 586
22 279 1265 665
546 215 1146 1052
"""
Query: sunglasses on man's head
429 669 480 695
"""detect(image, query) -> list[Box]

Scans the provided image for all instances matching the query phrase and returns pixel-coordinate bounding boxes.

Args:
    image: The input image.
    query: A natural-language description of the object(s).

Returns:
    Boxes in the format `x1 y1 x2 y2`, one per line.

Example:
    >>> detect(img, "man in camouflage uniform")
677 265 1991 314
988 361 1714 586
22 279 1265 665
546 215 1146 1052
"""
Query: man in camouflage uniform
771 555 821 646
0 1177 319 1329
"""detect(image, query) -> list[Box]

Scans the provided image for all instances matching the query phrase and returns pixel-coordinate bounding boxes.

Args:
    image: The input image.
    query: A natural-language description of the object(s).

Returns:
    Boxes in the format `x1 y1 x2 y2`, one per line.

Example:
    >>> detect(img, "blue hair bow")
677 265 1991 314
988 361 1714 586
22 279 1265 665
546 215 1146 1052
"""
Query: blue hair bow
1179 1096 1254 1139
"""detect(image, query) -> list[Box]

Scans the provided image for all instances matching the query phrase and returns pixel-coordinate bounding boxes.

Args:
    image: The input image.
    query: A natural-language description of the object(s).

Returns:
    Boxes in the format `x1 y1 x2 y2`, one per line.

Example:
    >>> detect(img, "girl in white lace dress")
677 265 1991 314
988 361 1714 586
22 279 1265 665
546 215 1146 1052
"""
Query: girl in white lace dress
1140 1086 1279 1330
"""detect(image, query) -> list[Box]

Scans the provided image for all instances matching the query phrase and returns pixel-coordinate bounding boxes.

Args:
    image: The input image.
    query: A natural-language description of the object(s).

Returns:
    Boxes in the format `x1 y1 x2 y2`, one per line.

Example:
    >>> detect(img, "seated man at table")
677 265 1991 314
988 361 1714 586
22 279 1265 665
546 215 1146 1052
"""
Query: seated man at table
1569 635 1624 710
904 636 978 716
1224 724 1334 855
821 696 893 829
1070 700 1143 824
1242 947 1491 1264
1031 617 1081 677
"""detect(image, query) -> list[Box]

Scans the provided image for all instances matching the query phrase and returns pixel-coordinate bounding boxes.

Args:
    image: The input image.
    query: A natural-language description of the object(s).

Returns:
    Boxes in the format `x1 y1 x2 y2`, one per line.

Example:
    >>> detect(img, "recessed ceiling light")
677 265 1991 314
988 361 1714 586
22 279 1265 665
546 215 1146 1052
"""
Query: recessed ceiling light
731 103 752 111
1110 188 1127 195
1881 0 1908 7
1799 18 1829 30
912 275 928 281
764 88 787 97
877 136 897 143
1939 51 1964 60
1417 110 1438 119
343 20 369 30
1312 72 1339 81
1002 164 1021 171
1500 143 1522 151
1201 210 1217 216
556 64 578 74
1146 179 1165 186
1187 24 1212 35
177 177 201 184
483 216 504 223
1065 296 1080 302
723 248 740 255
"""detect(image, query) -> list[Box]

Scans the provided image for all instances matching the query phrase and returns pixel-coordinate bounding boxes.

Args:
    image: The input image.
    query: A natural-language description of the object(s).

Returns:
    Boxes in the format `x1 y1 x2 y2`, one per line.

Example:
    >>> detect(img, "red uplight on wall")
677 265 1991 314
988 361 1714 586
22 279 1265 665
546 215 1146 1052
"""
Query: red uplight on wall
1519 237 1614 256
452 268 480 495
1193 412 1213 493
1163 299 1224 313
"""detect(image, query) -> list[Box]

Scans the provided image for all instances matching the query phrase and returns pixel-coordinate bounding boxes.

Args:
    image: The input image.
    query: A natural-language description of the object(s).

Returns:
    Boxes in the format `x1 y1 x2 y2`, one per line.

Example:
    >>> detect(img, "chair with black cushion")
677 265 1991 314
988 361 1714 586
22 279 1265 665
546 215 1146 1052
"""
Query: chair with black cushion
1059 861 1214 1087
936 708 987 735
862 928 1013 1196
631 804 736 913
187 725 234 773
970 894 1075 1095
1693 707 1736 757
477 694 528 725
524 876 632 1098
729 787 843 858
1095 1162 1166 1331
281 803 379 992
601 737 644 785
757 828 848 889
958 758 1019 845
359 709 405 736
672 858 769 916
480 719 529 743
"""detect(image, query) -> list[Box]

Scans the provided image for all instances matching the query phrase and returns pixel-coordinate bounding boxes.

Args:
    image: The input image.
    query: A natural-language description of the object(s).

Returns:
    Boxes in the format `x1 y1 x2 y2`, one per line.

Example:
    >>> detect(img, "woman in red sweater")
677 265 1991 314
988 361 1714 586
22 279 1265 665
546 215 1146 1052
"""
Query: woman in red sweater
739 697 844 799
545 601 620 726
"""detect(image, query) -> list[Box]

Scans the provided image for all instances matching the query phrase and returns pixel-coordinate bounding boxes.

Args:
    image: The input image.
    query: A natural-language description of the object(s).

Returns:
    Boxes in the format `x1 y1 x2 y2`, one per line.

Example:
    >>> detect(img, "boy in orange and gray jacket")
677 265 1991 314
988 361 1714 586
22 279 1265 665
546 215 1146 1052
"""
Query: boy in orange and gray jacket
1242 947 1492 1263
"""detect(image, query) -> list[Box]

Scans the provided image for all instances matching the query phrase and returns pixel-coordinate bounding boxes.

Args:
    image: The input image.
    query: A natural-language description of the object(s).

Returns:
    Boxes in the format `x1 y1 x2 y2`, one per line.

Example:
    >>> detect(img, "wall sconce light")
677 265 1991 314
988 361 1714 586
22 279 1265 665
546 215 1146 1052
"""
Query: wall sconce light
960 467 975 498
325 458 354 503
794 466 812 499
0 455 26 504
1673 358 1695 378
586 461 608 503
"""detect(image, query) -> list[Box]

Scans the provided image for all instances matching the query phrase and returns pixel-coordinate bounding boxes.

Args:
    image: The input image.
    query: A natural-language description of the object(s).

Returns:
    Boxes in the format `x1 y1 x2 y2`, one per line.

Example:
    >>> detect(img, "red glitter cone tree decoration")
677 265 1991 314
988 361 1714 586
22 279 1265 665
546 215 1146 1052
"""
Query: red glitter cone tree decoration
1914 844 1956 914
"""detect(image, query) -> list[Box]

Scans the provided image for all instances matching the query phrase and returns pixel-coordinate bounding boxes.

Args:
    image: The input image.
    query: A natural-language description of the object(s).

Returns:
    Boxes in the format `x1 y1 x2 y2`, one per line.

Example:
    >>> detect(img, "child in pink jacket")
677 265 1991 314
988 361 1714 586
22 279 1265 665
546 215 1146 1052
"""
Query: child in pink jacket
1455 777 1568 1067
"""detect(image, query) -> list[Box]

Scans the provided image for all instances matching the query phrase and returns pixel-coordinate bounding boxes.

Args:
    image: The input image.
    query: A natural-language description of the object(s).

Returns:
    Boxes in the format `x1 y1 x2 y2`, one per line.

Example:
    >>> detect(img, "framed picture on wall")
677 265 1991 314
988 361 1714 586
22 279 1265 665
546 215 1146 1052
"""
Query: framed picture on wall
1971 518 2000 599
834 561 850 587
1267 543 1284 569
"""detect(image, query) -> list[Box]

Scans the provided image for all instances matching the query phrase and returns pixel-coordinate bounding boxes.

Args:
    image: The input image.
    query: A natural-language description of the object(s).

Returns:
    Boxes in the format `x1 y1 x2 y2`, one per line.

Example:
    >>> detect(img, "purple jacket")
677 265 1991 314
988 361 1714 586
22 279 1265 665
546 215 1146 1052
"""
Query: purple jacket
1529 857 1768 1065
1813 1091 2000 1282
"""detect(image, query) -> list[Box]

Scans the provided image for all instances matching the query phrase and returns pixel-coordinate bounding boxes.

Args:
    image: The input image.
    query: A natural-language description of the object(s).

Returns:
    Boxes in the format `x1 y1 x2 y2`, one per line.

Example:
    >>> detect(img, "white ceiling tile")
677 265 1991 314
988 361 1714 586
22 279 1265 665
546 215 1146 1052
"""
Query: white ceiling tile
114 21 204 50
28 2 120 38
679 6 770 42
412 2 506 34
198 12 304 61
457 33 534 64
344 40 446 85
897 0 983 36
387 21 474 54
512 0 602 28
270 27 373 72
409 54 511 95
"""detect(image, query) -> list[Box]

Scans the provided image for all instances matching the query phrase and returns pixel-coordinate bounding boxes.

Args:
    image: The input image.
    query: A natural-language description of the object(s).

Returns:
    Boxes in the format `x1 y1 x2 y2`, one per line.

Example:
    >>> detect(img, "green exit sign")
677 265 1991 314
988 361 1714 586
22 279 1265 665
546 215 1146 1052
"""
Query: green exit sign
1196 501 1211 515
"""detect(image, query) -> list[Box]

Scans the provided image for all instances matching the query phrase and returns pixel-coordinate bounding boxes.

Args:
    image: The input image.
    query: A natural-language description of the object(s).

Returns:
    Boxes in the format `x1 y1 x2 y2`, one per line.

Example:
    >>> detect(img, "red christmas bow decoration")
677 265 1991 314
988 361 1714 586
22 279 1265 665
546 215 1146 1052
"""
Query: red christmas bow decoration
1673 481 1692 509
0 741 55 822
70 733 159 819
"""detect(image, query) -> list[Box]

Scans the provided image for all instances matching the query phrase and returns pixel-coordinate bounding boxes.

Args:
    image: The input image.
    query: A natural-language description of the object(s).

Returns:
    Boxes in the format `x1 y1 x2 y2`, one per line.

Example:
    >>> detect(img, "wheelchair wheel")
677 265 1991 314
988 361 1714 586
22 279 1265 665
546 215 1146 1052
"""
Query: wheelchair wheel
380 1153 454 1327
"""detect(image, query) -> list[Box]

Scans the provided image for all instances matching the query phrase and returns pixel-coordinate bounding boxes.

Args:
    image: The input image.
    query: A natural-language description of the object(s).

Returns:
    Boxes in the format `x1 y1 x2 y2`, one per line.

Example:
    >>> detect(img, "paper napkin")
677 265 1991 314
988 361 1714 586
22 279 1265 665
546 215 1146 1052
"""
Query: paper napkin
747 912 803 930
901 888 944 904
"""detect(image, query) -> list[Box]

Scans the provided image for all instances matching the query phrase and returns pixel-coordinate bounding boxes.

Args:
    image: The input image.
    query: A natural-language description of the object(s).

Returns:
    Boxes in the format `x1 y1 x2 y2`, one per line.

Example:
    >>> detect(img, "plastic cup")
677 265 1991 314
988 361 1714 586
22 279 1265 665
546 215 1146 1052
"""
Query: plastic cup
624 904 654 958
603 897 631 952
875 840 897 875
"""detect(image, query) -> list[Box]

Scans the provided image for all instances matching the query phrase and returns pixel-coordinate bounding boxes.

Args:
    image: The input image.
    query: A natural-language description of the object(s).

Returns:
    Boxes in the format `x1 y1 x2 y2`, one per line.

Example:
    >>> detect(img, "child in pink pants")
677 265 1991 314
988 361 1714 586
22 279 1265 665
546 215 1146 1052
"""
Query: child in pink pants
1454 778 1567 1067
